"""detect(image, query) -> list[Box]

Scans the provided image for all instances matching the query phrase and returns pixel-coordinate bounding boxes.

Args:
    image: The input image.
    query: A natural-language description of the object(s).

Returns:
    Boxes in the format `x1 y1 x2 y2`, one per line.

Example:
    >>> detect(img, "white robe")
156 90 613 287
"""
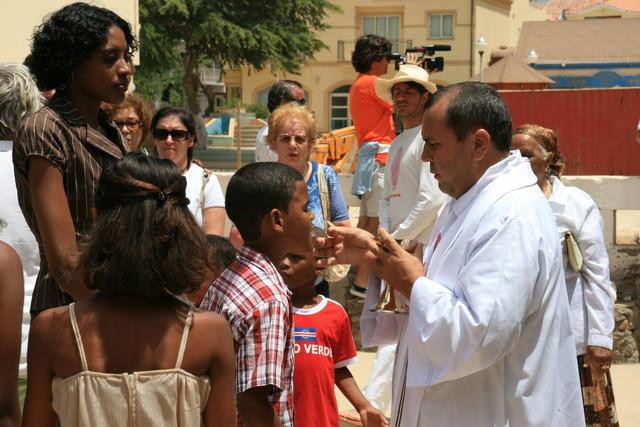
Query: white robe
548 176 615 355
379 125 446 244
361 152 584 426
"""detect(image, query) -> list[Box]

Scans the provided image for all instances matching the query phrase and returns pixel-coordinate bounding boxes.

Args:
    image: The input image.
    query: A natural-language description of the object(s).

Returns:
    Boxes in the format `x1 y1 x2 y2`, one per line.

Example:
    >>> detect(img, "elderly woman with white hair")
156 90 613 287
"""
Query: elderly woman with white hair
0 62 43 425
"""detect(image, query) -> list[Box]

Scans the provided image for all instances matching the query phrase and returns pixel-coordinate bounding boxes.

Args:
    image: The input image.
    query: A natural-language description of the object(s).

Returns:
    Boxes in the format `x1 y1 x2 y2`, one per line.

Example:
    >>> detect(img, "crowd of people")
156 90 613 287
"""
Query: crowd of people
0 2 619 427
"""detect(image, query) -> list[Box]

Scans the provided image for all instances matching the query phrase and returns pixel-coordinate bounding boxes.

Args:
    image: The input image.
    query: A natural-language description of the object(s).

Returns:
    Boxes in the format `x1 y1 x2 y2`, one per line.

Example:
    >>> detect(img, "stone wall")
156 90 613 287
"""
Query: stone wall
614 300 640 363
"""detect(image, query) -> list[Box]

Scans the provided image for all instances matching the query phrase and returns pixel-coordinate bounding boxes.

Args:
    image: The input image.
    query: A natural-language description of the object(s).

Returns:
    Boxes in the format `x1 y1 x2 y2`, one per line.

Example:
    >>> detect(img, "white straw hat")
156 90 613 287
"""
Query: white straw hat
374 64 437 103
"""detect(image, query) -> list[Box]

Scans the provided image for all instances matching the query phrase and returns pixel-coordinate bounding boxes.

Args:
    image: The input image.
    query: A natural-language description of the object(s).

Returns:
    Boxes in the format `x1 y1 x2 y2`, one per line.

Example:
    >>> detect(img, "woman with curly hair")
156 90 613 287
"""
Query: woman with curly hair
13 2 135 316
103 93 154 152
22 153 236 426
512 124 618 426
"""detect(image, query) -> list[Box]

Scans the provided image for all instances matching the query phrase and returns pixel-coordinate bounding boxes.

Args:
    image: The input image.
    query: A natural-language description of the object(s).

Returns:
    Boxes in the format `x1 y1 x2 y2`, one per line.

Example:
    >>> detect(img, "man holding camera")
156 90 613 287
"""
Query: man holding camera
348 34 396 297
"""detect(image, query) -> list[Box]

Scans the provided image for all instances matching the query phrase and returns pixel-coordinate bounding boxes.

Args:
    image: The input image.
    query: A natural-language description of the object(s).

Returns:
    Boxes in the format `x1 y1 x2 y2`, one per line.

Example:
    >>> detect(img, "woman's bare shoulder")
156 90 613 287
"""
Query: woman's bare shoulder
192 309 230 331
191 309 233 346
29 305 70 342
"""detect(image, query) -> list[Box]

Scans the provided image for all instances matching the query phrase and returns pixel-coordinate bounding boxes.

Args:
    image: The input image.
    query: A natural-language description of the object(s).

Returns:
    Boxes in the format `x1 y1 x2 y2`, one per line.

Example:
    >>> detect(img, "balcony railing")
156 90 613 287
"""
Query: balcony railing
337 39 413 62
200 65 223 86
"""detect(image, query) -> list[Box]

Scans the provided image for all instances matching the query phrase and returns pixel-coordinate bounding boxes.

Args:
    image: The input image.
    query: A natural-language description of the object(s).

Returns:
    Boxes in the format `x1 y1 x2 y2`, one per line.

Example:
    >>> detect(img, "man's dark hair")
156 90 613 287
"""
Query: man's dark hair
205 235 237 273
151 106 198 164
81 153 208 297
351 35 392 73
27 2 137 91
425 82 512 151
226 162 303 241
267 80 304 113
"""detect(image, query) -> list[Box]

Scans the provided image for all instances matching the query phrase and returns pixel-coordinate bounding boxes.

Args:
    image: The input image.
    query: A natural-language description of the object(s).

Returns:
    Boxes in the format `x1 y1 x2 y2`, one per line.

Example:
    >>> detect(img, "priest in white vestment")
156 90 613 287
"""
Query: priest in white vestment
317 82 585 426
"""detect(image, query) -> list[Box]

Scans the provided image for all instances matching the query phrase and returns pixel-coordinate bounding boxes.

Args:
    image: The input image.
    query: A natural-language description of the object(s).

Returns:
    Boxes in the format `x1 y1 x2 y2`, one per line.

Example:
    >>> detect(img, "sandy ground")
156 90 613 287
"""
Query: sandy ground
337 351 640 426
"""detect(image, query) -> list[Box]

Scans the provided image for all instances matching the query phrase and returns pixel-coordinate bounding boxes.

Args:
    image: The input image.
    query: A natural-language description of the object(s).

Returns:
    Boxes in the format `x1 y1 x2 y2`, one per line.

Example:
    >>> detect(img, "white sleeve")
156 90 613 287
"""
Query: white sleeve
578 200 615 349
391 143 446 242
405 216 539 386
203 174 225 208
379 166 392 232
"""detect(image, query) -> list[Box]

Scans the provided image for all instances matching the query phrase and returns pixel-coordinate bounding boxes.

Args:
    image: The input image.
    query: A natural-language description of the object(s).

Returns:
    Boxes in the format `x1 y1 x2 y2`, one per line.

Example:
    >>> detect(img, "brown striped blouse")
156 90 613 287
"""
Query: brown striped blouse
13 94 126 314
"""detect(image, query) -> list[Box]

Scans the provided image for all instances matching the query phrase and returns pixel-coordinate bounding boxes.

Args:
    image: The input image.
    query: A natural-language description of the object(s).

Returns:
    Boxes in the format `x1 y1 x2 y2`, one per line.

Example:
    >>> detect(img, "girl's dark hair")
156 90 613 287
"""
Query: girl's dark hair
27 2 138 91
151 106 198 165
81 153 208 296
513 124 566 177
351 34 392 73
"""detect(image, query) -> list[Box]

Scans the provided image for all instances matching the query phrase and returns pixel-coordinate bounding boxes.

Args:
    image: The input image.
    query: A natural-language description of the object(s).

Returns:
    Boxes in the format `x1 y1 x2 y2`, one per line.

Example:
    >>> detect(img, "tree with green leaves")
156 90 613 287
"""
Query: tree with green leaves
137 0 338 117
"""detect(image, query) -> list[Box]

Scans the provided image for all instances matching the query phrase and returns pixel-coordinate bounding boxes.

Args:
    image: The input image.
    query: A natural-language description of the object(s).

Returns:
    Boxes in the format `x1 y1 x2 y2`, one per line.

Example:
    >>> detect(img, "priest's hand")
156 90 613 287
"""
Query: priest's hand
314 225 380 267
373 228 424 299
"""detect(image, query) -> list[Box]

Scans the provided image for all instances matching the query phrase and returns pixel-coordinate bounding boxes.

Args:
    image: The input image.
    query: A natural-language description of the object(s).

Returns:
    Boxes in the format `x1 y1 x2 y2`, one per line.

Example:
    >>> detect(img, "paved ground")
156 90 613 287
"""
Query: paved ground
337 351 640 426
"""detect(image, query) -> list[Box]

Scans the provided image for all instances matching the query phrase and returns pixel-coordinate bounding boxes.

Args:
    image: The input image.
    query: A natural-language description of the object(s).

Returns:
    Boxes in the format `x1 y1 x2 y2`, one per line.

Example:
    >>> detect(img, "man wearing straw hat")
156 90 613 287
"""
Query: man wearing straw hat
341 64 447 425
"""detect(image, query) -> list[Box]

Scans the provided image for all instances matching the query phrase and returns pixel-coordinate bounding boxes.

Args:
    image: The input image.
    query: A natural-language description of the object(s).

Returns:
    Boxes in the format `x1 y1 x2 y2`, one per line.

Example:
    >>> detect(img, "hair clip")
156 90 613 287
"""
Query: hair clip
157 190 166 203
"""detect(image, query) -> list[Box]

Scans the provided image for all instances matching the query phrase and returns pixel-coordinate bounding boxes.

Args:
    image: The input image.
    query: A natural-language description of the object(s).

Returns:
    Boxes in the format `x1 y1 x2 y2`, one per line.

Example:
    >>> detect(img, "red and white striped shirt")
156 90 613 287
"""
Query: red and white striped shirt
200 246 294 427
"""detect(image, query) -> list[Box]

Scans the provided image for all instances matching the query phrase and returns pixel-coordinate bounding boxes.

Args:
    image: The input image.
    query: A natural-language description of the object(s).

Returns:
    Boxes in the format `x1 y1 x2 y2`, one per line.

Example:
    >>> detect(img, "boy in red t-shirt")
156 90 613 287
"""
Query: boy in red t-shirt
279 250 388 427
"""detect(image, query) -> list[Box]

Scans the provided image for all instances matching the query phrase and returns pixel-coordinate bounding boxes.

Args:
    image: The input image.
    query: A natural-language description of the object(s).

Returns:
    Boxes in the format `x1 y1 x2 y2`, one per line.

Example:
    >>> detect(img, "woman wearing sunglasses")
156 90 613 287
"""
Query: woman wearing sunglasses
151 107 225 235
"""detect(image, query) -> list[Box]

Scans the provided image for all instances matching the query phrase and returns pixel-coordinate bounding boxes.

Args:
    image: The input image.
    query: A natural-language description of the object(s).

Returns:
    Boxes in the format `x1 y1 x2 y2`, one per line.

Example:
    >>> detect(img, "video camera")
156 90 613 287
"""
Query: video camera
385 44 451 73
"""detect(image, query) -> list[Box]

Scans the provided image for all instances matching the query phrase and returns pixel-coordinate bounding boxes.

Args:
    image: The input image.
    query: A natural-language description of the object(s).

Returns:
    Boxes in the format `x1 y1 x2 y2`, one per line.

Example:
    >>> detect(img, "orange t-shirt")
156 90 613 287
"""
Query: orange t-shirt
349 73 396 164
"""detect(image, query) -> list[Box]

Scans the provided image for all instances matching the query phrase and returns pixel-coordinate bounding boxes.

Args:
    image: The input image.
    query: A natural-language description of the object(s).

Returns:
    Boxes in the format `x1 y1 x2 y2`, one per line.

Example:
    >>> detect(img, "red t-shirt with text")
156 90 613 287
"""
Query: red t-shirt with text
293 297 358 427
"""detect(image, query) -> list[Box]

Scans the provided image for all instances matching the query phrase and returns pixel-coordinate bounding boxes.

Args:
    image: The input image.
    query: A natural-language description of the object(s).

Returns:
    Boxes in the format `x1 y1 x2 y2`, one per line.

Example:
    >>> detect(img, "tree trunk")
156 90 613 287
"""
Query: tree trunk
182 53 201 115
181 52 207 150
201 83 218 116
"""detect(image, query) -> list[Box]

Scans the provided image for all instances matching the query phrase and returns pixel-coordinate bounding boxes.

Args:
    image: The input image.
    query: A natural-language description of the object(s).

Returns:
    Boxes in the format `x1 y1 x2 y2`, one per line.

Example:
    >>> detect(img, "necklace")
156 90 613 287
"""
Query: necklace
543 180 553 199
302 161 311 180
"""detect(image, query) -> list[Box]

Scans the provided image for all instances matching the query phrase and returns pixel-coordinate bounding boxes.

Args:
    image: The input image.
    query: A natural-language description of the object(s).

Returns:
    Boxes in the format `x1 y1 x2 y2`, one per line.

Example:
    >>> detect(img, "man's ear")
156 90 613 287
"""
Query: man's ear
471 128 491 160
268 208 286 234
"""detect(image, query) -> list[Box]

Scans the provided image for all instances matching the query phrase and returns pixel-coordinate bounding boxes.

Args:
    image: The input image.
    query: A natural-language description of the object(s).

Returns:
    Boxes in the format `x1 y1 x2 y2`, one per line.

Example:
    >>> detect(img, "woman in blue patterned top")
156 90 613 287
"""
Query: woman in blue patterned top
267 103 350 230
267 103 351 295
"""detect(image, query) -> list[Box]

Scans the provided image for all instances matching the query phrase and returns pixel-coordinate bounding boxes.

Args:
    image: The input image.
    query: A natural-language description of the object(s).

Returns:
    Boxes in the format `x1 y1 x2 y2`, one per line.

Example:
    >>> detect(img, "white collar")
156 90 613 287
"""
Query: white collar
292 295 328 315
451 150 522 218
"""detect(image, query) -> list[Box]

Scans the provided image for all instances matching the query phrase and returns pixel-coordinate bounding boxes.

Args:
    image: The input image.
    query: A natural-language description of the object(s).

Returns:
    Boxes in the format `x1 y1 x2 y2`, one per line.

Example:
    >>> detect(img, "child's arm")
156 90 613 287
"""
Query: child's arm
335 367 388 427
237 386 283 427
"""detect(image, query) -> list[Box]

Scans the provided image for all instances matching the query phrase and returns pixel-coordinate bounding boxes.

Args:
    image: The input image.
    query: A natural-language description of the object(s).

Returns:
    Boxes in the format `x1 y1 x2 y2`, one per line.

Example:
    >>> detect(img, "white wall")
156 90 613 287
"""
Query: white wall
0 0 139 64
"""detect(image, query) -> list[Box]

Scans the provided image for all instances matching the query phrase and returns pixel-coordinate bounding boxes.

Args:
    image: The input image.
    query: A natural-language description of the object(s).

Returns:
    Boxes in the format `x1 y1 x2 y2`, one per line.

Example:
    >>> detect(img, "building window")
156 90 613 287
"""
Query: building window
330 85 351 130
257 87 270 107
363 15 400 51
428 13 454 39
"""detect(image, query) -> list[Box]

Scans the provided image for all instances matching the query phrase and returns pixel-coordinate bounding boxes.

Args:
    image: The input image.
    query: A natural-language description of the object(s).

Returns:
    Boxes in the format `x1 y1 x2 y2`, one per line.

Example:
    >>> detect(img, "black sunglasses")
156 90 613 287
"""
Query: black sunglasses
152 128 190 141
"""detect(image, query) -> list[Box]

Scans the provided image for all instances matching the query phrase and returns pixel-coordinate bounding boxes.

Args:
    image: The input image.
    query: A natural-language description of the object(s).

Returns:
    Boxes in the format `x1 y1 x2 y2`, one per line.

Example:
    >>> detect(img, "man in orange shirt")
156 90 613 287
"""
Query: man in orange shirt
348 34 395 297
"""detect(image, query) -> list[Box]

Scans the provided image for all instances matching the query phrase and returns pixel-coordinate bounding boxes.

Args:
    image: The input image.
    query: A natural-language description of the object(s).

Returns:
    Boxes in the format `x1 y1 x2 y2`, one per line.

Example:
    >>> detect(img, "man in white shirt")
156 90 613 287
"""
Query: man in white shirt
376 65 446 250
319 82 584 426
255 80 305 162
343 65 446 422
